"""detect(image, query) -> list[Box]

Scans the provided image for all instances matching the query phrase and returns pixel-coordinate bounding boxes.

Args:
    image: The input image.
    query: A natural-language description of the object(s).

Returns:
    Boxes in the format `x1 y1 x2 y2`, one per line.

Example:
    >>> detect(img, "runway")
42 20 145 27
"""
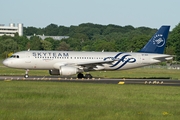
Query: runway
0 75 180 86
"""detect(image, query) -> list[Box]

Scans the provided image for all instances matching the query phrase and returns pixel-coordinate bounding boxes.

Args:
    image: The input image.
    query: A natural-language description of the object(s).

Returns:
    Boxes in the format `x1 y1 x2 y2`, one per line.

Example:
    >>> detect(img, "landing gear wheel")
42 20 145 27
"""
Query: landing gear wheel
24 74 29 78
85 74 92 79
24 69 29 78
77 73 84 79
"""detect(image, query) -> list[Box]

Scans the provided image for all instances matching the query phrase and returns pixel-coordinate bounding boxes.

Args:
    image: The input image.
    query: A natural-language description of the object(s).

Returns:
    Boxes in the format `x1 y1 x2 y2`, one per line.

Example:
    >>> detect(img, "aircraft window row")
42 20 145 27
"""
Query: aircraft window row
74 57 103 59
10 55 19 58
34 56 104 59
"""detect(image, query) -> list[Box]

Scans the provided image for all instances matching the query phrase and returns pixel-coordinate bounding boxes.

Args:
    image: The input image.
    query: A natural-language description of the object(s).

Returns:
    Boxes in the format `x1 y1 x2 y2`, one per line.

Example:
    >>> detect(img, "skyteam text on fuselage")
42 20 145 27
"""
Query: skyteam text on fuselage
3 26 173 78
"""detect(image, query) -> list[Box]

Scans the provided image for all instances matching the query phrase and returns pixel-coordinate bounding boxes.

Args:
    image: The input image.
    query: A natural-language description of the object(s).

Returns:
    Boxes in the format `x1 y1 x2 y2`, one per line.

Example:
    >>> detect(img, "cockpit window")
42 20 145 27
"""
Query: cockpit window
10 55 19 58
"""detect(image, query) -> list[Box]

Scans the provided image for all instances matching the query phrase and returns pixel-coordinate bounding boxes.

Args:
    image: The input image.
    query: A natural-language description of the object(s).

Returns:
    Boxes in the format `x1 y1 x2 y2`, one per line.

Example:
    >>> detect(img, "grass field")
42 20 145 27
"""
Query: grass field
0 81 180 120
1 60 180 119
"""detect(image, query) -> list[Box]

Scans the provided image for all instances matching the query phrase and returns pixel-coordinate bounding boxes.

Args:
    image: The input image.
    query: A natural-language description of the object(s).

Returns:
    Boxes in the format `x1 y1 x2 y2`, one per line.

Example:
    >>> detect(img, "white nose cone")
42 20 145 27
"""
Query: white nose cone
3 60 9 67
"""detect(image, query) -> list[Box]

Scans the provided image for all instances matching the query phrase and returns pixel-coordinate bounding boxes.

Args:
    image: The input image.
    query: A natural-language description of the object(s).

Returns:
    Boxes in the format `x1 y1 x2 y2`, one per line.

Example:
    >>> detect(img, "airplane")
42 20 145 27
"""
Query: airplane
3 26 173 78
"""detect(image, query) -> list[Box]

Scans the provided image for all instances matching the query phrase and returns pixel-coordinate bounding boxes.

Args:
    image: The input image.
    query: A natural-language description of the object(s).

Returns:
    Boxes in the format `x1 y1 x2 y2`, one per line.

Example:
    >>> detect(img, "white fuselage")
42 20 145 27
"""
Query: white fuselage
3 51 172 71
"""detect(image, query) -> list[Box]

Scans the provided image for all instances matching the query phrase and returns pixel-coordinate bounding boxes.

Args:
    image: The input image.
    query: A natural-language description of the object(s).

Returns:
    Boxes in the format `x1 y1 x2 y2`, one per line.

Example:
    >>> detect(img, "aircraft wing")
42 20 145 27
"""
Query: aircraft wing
53 59 114 69
75 60 114 71
75 60 114 66
58 59 115 71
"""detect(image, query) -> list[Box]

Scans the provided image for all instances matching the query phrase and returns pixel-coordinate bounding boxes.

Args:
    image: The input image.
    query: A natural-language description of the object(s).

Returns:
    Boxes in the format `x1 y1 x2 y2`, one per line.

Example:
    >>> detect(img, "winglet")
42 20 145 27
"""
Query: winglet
139 26 170 54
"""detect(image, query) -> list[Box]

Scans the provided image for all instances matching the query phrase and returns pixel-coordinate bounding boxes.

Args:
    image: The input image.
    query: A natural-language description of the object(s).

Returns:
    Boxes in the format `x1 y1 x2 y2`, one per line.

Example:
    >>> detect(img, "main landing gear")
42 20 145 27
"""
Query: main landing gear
24 69 29 78
77 73 93 79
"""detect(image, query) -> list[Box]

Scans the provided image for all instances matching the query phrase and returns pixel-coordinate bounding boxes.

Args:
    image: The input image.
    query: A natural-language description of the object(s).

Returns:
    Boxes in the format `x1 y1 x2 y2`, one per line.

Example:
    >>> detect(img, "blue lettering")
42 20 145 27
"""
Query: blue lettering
58 53 62 56
32 52 36 57
43 53 47 56
37 53 41 56
53 53 56 57
32 52 69 57
63 53 69 57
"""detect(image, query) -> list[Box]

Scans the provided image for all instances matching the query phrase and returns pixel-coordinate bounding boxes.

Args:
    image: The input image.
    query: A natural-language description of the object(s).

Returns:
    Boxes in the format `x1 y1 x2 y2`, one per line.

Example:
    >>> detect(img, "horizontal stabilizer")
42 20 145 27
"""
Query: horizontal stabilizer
153 55 173 61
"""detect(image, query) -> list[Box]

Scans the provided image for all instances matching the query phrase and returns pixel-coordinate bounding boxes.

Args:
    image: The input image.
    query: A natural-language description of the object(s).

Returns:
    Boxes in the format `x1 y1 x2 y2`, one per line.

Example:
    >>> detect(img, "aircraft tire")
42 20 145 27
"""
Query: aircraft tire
77 73 84 78
24 74 29 78
85 74 92 79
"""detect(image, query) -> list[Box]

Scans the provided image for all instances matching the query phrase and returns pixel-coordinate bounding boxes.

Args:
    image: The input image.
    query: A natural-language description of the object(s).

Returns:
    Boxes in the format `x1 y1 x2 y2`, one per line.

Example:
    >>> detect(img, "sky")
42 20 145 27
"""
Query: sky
1 0 180 30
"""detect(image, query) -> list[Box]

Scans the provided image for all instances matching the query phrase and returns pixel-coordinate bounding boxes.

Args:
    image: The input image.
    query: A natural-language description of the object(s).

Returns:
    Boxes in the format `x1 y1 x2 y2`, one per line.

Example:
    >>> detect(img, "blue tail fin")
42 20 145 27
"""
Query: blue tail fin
139 26 170 54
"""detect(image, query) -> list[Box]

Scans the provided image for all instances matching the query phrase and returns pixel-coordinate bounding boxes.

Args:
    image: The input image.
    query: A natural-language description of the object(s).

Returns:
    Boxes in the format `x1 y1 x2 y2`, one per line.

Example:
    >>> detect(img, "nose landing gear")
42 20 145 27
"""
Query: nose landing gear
24 69 29 78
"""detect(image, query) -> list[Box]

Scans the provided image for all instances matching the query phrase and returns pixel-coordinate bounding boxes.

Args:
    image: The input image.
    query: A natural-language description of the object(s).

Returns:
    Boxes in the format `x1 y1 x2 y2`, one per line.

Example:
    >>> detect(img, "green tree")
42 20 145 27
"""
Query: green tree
14 35 29 50
58 26 69 35
56 41 70 51
92 40 117 51
44 24 59 35
41 40 52 50
0 38 18 58
2 38 18 52
24 27 38 35
168 23 180 60
44 38 60 50
29 36 42 50
128 35 150 52
20 23 179 56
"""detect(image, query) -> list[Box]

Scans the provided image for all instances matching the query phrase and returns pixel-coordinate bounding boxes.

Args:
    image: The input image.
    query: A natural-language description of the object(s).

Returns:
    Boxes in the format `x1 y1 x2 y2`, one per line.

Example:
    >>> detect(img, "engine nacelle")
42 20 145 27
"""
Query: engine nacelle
49 66 79 76
59 66 78 76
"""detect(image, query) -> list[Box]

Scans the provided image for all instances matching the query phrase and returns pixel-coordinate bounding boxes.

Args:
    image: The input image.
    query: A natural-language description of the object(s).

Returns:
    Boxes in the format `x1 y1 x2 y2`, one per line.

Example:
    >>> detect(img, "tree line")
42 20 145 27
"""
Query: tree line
0 23 180 61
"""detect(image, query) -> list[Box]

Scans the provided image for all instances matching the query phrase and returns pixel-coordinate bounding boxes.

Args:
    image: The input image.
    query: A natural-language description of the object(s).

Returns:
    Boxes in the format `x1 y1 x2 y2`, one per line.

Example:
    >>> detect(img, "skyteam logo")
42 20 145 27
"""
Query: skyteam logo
153 34 165 47
104 52 136 70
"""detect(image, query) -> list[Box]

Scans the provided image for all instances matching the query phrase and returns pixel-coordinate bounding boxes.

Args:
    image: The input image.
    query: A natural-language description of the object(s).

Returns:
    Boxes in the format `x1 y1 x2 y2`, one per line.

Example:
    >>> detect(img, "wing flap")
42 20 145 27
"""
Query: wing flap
75 60 113 66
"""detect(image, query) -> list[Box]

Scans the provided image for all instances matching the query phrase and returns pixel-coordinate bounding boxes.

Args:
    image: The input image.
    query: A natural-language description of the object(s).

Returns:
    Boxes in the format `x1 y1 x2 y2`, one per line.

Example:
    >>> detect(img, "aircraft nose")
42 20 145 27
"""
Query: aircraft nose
3 59 9 66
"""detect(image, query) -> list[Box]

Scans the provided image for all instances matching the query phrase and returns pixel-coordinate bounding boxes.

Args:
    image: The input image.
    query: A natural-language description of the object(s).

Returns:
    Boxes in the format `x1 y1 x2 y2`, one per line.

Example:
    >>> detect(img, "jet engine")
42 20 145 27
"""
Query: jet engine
49 66 79 76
